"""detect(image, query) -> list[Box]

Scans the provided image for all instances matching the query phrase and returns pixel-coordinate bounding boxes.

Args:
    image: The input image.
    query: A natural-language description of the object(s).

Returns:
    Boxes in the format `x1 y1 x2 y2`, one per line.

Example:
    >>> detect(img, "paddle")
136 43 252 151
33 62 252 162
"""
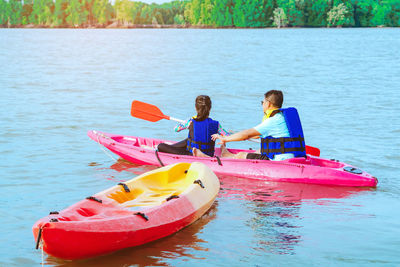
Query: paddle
131 100 321 157
131 100 185 124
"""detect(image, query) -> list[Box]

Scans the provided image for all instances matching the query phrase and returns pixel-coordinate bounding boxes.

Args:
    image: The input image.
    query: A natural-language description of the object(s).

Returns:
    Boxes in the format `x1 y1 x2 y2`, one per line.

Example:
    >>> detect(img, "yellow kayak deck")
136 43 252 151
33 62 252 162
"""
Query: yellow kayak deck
99 163 200 208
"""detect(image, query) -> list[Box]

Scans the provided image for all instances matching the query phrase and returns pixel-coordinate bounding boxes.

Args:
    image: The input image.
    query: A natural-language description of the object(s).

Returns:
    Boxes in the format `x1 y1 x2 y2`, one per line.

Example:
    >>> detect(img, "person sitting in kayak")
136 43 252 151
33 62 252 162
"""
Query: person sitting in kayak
210 90 306 160
157 95 230 157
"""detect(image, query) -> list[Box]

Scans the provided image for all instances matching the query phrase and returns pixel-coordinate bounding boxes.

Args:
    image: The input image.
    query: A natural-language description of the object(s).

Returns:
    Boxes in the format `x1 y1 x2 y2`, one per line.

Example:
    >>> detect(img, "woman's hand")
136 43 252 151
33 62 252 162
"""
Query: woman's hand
212 134 227 145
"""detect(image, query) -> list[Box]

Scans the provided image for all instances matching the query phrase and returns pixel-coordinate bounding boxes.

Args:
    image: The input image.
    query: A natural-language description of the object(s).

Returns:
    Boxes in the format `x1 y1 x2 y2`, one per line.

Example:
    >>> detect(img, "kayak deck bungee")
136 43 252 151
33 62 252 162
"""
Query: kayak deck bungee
33 162 219 260
88 130 378 187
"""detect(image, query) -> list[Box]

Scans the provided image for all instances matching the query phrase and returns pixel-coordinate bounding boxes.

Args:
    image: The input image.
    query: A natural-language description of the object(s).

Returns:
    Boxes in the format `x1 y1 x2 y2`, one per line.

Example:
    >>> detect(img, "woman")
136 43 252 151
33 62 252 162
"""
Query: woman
157 95 229 157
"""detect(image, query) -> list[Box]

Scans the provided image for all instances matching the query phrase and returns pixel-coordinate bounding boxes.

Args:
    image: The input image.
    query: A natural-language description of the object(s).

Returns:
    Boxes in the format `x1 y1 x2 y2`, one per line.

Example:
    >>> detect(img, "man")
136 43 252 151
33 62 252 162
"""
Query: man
212 90 306 160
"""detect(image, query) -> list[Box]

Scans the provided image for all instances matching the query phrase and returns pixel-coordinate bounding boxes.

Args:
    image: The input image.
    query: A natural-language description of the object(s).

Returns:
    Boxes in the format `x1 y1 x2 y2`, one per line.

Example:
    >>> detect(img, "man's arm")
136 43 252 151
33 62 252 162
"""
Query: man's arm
212 128 261 145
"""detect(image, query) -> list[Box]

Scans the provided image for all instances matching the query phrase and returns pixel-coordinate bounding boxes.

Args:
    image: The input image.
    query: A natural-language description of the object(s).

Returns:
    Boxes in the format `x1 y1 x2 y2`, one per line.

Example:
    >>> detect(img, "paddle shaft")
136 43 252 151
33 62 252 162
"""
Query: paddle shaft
168 117 185 124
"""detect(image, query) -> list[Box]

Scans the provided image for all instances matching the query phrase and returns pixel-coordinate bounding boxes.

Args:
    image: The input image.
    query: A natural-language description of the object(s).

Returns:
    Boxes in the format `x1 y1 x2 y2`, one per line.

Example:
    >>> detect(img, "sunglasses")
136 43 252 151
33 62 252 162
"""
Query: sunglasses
261 99 270 105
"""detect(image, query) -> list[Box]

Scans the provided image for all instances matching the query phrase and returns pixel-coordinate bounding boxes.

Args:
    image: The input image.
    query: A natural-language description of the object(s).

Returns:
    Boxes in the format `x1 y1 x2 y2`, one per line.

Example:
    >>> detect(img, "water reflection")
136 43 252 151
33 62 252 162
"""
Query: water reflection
88 159 158 183
219 175 374 255
219 175 373 202
108 159 158 175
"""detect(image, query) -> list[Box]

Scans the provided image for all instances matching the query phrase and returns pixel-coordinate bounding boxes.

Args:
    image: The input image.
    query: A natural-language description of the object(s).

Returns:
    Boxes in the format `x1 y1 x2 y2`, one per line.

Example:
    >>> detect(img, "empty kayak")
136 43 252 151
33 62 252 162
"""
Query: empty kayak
88 130 377 187
32 162 219 260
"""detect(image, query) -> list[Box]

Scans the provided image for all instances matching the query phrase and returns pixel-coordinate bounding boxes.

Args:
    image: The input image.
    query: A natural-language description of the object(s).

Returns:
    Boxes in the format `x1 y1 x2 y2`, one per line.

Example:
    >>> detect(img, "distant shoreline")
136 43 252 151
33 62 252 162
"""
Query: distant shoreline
0 24 390 29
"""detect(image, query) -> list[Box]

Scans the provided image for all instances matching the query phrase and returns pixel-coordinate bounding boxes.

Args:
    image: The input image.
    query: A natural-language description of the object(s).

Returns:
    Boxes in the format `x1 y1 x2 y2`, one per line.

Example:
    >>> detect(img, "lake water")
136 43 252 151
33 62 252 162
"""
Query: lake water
1 28 399 266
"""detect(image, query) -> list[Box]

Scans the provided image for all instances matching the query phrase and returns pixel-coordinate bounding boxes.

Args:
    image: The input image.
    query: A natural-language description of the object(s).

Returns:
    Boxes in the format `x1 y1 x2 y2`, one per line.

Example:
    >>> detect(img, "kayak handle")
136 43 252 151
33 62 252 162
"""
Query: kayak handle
118 183 131 193
134 212 149 221
35 228 43 250
194 179 205 189
86 196 103 203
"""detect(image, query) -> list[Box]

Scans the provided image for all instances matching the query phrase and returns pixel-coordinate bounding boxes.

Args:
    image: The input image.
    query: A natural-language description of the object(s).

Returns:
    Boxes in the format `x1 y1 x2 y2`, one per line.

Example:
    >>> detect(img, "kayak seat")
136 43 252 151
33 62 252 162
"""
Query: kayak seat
121 191 176 208
106 163 195 208
107 187 144 204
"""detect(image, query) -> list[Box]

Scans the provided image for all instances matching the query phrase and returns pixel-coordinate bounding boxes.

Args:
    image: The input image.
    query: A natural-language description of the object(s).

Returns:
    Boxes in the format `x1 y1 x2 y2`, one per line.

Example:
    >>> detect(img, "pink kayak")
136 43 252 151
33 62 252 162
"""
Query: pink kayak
88 130 378 187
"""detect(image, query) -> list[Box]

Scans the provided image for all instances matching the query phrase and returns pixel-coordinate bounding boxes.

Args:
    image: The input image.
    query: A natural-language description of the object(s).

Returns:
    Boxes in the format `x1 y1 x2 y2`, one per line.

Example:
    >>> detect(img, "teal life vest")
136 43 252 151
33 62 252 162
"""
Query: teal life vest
186 118 219 157
260 107 306 159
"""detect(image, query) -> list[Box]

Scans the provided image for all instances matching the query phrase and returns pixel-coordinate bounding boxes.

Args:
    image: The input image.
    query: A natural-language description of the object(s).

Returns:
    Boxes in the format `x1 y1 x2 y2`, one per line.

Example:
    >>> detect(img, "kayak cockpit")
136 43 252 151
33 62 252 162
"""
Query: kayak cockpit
112 135 171 150
286 156 345 169
102 162 197 208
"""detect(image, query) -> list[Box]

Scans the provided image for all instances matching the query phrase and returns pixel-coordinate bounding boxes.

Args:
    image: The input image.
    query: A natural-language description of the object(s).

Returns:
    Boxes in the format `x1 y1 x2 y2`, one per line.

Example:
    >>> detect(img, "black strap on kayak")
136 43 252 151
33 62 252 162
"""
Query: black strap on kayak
49 211 59 215
155 150 165 167
134 212 149 221
49 218 58 222
194 179 205 189
86 196 103 203
35 228 43 250
166 195 180 201
118 182 130 193
215 156 222 166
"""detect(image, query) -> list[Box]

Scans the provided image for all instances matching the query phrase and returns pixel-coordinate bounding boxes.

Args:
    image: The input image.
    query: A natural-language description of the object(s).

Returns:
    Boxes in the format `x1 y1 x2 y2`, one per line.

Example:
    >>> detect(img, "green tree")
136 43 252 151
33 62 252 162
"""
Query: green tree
140 5 153 24
184 0 201 24
276 0 302 26
244 0 264 27
8 0 23 25
21 0 34 25
384 0 400 26
30 0 54 26
93 0 113 25
307 0 330 27
327 3 352 27
210 0 226 26
263 0 277 27
174 13 185 24
53 0 68 26
115 0 132 24
231 0 264 27
0 0 10 25
200 0 213 25
370 2 387 26
272 7 287 27
224 5 233 26
65 0 88 26
352 0 374 26
132 2 146 24
232 0 245 27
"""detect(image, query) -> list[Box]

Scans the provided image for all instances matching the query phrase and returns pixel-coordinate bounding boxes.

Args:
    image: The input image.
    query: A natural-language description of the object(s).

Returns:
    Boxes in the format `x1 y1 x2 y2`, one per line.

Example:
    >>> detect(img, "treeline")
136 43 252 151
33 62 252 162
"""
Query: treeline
186 0 400 27
1 0 399 28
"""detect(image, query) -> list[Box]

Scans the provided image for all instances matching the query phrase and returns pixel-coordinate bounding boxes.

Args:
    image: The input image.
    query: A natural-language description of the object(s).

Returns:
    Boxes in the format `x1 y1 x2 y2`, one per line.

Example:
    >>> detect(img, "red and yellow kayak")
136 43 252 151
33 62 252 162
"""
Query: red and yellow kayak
32 162 219 260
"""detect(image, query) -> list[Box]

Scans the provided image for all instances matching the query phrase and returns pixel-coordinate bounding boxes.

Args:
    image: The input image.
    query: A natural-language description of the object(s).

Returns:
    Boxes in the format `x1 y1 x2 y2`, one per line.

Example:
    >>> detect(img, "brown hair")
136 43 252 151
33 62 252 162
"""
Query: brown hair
264 90 283 108
195 95 212 121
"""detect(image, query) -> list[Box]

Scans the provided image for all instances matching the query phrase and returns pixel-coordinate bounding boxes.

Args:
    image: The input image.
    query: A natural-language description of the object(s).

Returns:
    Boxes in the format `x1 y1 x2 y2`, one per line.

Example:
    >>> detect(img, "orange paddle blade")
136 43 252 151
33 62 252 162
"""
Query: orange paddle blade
306 145 320 157
131 100 170 122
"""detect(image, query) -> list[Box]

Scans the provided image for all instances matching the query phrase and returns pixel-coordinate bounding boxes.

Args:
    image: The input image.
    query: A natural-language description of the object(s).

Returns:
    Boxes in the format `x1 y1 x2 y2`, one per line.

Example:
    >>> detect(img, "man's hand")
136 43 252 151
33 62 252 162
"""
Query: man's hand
212 128 260 145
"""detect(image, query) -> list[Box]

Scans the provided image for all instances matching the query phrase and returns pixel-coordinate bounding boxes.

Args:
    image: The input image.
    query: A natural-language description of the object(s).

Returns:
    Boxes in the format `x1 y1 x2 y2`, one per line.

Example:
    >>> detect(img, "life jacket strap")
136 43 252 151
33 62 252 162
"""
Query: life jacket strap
261 136 305 154
187 138 215 152
269 109 281 117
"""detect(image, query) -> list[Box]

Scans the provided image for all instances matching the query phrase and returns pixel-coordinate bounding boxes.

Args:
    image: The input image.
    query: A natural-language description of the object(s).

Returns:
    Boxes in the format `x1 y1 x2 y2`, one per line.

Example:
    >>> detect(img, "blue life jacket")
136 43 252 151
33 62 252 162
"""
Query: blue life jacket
260 107 306 159
186 118 219 157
